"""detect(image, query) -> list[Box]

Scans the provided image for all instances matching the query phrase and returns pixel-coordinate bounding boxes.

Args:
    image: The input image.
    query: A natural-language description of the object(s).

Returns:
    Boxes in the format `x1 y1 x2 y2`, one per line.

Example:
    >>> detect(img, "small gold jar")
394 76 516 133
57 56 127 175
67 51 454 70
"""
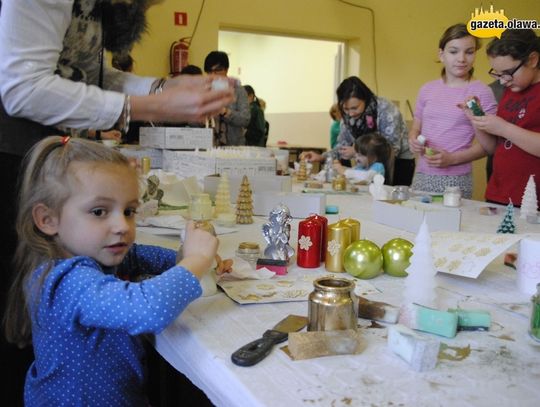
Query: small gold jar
332 174 347 191
308 277 357 331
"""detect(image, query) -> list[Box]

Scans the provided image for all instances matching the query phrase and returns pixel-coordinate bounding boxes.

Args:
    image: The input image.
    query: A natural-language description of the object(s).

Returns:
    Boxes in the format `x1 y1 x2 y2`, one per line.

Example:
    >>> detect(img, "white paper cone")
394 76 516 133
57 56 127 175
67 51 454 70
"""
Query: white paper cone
517 237 540 295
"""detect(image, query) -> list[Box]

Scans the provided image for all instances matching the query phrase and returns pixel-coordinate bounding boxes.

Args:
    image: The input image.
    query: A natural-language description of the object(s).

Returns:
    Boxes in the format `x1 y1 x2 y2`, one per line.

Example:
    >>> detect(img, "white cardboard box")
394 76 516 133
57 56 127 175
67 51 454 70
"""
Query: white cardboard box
252 192 326 219
139 127 213 150
203 174 292 202
117 145 163 168
372 200 461 233
162 150 276 180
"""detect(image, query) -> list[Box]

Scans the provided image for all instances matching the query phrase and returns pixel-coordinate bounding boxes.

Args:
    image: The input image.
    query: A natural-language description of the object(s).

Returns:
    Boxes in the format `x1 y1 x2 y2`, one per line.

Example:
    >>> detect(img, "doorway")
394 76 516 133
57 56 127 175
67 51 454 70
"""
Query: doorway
218 30 345 149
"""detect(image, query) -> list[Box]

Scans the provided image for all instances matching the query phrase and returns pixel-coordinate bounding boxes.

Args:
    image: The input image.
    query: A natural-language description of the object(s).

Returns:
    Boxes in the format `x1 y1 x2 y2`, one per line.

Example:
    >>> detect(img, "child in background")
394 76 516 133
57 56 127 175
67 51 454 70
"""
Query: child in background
333 132 391 183
408 23 497 198
329 103 341 149
465 28 540 207
301 76 415 186
3 136 218 406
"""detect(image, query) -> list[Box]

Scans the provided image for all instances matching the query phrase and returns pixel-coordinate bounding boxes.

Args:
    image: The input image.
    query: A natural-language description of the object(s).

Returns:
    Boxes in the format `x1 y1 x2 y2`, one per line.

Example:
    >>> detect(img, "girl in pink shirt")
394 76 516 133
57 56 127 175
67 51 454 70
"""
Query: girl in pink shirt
409 23 497 198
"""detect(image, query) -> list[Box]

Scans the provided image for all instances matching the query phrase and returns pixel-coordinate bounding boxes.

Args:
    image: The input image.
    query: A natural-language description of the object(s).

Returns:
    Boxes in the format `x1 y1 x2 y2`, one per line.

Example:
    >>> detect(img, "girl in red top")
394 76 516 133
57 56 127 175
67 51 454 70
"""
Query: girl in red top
466 29 540 208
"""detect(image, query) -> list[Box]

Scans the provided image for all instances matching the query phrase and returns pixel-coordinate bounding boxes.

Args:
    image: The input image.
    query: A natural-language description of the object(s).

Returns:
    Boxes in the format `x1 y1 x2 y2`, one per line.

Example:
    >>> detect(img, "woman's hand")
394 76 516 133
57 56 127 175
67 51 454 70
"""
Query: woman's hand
143 75 235 123
338 145 355 159
299 151 322 162
333 161 346 175
101 130 122 142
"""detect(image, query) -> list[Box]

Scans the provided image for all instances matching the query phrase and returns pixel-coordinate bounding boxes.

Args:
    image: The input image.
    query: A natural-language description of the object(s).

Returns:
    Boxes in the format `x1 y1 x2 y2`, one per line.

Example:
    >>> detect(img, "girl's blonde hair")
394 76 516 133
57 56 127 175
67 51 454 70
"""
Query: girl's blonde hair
3 136 135 346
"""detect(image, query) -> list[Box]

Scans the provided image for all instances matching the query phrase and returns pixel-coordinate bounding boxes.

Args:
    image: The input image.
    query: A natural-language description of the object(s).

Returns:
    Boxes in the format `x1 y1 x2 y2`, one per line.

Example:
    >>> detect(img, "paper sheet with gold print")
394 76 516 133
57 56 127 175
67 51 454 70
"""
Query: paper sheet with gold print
217 274 378 304
431 232 523 278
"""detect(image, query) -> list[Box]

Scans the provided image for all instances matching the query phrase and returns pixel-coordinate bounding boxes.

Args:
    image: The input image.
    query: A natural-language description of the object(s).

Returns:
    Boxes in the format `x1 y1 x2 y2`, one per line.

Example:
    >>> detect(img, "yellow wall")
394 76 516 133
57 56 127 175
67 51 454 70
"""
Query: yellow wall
132 0 540 199
133 0 373 81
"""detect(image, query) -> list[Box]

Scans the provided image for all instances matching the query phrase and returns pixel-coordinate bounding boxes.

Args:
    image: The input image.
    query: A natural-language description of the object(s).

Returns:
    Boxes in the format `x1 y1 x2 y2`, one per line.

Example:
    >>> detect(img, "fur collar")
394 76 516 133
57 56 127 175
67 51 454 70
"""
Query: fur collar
101 0 149 53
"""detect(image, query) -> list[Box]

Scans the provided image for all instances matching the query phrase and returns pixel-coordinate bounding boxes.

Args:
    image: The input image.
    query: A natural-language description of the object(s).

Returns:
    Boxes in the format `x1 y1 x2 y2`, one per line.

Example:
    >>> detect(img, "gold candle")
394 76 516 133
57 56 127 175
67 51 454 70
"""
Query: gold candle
325 222 352 272
339 218 361 242
141 156 151 175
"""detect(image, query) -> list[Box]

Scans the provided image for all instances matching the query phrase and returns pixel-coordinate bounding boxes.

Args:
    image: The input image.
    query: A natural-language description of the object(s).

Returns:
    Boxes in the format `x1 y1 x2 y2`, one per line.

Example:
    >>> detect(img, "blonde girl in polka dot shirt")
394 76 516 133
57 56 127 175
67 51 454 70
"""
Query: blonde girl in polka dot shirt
3 136 218 406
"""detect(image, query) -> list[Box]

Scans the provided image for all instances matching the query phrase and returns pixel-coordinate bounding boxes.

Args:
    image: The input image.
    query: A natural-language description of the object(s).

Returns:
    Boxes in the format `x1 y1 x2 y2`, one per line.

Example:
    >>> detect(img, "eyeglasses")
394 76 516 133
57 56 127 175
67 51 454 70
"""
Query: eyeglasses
488 59 526 82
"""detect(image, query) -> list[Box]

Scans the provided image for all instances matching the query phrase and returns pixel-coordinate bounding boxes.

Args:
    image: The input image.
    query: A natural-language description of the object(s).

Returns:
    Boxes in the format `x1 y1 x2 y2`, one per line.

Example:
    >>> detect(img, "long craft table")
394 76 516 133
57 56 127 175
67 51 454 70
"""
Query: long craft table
137 190 540 407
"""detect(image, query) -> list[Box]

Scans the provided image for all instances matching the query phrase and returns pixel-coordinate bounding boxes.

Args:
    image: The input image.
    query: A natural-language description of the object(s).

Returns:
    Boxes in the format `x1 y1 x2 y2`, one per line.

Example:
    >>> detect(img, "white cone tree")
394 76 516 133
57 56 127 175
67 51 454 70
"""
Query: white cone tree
214 173 233 217
520 174 538 219
402 218 438 308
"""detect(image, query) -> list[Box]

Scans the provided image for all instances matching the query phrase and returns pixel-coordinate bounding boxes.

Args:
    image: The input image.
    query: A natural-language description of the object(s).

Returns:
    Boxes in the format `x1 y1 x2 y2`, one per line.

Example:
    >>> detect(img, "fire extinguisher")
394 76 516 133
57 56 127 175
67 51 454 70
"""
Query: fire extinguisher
169 37 191 76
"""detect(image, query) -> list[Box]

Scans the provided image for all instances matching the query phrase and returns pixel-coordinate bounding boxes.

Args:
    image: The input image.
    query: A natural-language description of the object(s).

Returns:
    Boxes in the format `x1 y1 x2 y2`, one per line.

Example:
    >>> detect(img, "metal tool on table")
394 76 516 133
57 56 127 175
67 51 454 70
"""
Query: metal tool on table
231 314 308 366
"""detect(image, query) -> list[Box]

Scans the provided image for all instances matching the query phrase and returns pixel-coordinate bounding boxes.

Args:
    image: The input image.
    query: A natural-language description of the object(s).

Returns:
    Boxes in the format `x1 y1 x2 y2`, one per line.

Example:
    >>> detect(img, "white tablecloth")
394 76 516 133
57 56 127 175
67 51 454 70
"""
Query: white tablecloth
137 190 540 407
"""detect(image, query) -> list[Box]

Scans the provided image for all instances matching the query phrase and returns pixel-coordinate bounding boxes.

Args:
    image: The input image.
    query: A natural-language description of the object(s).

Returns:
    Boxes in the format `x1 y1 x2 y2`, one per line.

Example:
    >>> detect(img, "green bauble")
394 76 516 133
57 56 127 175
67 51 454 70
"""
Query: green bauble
382 238 414 277
343 240 383 279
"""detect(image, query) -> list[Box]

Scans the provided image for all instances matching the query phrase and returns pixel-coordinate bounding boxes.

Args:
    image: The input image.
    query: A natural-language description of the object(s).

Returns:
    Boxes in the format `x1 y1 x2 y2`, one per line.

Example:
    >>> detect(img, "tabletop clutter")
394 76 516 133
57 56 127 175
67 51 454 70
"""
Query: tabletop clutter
129 143 540 374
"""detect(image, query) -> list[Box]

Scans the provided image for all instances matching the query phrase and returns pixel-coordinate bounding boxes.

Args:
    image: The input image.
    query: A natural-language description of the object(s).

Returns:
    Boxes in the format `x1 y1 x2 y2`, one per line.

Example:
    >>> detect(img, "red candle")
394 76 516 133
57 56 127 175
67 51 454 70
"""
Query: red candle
297 218 322 268
308 214 328 262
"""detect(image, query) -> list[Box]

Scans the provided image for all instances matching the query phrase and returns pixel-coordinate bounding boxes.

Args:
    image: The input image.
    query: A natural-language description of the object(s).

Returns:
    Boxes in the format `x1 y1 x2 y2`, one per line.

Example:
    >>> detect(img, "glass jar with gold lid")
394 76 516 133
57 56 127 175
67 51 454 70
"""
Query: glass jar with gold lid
235 242 261 268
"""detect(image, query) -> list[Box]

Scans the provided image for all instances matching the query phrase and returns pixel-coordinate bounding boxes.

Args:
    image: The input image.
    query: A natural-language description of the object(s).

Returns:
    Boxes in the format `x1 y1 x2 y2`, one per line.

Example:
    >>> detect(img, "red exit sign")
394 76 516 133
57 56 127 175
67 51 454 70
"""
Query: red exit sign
174 12 188 26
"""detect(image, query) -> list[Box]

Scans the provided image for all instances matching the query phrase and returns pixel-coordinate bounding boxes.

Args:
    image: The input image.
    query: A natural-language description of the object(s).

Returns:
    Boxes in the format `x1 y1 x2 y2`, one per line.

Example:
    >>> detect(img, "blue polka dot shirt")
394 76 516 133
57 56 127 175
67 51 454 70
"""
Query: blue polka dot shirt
24 244 202 406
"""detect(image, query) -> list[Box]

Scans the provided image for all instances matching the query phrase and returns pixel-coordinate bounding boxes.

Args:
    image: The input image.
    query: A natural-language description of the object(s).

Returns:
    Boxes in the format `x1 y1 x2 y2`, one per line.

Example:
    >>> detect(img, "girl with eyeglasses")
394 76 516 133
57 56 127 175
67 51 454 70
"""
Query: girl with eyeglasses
465 29 540 208
408 23 497 198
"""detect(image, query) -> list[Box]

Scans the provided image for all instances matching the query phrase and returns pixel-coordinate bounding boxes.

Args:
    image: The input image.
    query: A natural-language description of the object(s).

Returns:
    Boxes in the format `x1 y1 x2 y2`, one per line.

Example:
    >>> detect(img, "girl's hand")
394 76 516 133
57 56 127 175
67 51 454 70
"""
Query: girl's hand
338 145 355 159
458 96 485 117
178 221 219 279
470 114 508 136
424 149 452 168
408 136 425 155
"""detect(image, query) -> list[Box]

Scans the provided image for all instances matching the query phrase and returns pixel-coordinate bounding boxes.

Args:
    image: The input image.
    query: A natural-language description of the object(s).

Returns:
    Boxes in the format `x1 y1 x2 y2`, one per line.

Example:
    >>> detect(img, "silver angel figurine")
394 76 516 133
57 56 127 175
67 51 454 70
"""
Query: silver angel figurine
262 204 295 262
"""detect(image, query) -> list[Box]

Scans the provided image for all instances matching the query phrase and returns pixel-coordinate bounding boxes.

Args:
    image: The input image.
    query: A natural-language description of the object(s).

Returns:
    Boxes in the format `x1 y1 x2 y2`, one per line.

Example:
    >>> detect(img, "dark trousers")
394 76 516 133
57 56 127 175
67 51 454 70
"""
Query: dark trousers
393 158 416 186
486 154 493 182
146 344 214 407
